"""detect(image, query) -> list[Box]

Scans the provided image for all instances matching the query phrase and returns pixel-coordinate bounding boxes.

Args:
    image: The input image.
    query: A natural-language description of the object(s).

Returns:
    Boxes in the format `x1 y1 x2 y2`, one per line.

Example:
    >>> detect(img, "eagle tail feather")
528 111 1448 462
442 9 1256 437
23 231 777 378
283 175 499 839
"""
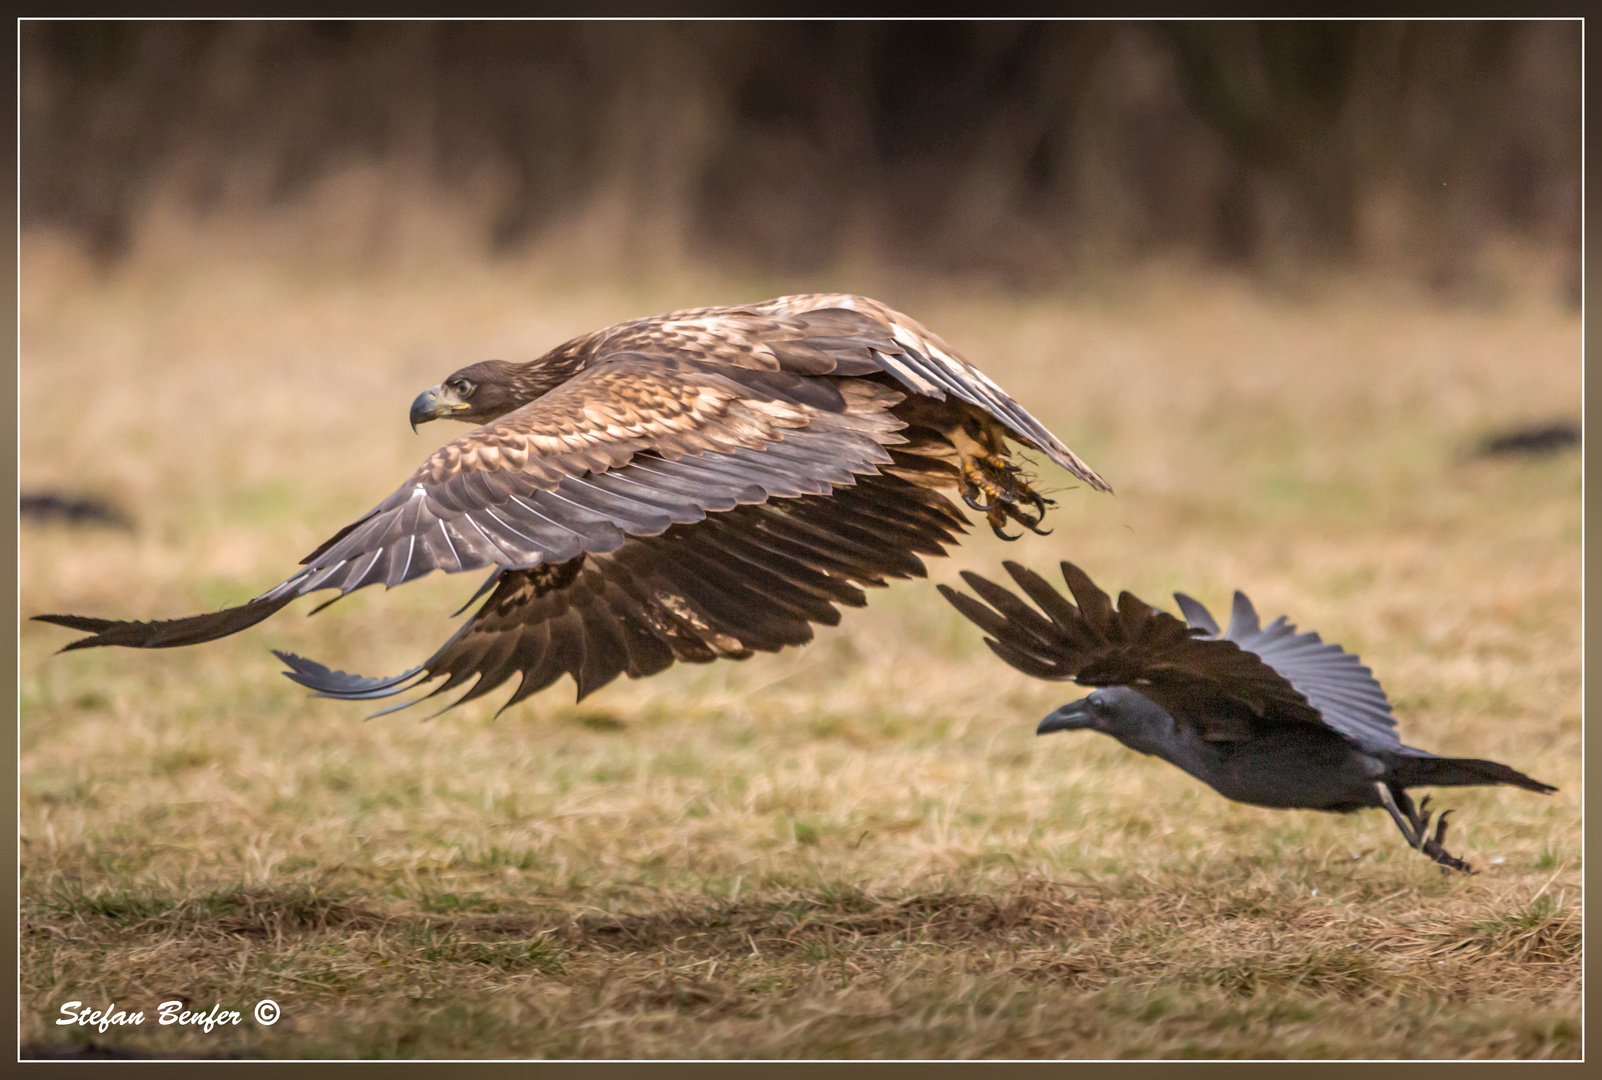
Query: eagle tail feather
273 650 430 700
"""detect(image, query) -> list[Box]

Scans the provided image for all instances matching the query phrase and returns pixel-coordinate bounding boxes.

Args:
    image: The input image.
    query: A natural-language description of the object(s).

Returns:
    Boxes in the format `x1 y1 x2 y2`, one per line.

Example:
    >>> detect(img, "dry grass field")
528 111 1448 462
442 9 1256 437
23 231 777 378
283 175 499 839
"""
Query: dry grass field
19 226 1580 1058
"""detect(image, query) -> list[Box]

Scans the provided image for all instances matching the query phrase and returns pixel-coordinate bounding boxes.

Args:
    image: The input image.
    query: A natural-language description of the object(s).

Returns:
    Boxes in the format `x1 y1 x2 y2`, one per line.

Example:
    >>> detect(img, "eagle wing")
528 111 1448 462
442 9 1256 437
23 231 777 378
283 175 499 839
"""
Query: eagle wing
39 295 1104 712
276 470 967 712
37 352 911 651
938 561 1329 741
597 295 1111 492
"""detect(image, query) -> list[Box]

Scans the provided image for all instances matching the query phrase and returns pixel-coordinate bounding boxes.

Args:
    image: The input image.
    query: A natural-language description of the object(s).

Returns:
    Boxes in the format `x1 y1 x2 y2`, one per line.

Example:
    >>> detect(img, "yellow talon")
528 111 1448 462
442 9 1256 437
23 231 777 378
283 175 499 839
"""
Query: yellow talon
960 454 1057 540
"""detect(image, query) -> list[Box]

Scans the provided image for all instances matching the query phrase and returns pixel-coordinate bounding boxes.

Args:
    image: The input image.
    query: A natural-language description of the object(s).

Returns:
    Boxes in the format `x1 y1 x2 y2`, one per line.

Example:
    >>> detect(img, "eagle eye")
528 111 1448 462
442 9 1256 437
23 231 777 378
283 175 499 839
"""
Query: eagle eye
450 378 475 396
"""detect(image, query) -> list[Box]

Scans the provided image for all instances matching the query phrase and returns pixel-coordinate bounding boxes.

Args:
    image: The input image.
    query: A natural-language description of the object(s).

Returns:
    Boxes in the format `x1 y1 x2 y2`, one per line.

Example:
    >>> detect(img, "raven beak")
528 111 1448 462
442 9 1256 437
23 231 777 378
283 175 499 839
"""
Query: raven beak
409 384 470 431
1038 698 1093 736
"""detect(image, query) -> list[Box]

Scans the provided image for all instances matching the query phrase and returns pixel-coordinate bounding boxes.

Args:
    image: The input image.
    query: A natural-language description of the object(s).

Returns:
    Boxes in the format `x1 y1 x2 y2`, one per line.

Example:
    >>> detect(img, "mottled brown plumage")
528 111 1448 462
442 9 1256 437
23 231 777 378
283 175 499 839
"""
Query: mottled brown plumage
38 293 1109 713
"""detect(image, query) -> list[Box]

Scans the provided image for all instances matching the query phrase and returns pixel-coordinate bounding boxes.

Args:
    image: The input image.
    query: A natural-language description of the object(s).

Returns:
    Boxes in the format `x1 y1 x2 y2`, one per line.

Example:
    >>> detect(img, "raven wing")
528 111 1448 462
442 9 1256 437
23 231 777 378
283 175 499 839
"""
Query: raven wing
1173 591 1402 749
939 561 1328 741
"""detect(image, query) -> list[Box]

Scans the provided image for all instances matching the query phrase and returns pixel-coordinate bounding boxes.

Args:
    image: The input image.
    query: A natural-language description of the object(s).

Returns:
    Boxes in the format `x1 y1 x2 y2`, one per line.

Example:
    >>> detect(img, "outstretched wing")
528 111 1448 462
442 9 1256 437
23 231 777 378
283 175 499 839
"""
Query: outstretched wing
601 295 1111 493
1174 591 1401 749
37 356 908 651
277 470 967 713
819 296 1109 491
939 561 1327 741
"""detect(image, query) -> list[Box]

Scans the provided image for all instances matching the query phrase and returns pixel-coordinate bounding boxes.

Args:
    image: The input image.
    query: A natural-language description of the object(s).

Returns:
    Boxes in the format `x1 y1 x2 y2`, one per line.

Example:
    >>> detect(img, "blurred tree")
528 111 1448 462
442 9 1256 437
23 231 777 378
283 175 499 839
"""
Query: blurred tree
19 20 1581 291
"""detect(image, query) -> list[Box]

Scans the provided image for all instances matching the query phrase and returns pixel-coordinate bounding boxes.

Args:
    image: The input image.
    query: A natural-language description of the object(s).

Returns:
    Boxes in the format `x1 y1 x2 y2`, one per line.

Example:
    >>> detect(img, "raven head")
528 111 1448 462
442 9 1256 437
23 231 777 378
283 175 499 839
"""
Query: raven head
1038 691 1116 736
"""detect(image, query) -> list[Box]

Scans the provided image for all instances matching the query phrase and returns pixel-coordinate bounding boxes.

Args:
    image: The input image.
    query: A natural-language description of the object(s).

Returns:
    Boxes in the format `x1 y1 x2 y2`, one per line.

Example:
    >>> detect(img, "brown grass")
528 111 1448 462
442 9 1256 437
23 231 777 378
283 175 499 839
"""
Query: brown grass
19 223 1581 1059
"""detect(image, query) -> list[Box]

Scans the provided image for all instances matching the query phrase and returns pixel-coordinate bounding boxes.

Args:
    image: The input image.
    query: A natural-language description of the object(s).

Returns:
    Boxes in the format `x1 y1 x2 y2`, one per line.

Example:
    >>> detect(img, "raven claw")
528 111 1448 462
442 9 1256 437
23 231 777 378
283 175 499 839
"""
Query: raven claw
1418 802 1474 874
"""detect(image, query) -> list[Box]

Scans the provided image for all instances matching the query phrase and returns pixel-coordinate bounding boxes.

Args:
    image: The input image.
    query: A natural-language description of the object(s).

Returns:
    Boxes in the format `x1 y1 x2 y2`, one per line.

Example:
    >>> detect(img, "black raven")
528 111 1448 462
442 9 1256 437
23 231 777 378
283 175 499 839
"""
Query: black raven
939 561 1556 873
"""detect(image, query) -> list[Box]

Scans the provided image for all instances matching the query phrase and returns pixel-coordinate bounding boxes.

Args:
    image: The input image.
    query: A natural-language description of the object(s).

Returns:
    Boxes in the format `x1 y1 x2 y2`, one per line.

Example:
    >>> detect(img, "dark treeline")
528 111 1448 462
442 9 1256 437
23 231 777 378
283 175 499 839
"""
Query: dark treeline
21 21 1581 290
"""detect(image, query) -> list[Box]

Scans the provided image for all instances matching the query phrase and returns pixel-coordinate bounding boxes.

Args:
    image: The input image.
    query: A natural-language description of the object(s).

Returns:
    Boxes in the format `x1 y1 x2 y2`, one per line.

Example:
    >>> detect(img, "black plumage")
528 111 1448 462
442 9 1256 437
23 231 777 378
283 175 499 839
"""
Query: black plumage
940 561 1556 873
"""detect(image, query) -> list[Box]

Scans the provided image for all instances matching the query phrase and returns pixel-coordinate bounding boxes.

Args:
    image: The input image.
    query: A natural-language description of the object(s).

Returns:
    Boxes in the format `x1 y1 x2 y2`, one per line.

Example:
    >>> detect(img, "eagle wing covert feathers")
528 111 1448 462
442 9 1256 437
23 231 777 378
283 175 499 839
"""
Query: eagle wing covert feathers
37 294 1109 713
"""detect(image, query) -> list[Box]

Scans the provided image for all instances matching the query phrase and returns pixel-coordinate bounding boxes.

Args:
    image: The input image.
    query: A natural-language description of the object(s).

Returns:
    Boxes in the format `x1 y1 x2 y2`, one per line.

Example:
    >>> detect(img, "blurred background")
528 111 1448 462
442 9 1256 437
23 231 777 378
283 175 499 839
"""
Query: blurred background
19 22 1582 1058
20 20 1582 298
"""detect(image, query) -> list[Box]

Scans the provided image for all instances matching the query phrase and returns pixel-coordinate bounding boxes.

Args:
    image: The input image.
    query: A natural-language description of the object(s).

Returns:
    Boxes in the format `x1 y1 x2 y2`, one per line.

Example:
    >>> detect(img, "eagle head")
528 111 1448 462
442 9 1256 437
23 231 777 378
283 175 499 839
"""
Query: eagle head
410 358 572 430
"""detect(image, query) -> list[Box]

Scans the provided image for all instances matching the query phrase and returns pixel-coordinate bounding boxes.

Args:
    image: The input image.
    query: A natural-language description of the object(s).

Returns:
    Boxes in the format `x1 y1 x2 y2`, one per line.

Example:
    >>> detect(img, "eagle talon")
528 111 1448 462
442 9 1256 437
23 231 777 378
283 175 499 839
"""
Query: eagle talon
999 469 1018 503
1010 501 1053 537
961 454 1057 541
986 506 1025 538
1012 493 1049 528
1001 488 1054 537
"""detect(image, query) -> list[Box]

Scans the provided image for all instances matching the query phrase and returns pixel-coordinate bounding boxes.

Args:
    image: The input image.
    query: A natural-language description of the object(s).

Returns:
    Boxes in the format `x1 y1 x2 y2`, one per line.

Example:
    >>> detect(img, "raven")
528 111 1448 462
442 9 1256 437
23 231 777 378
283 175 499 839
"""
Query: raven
939 561 1556 873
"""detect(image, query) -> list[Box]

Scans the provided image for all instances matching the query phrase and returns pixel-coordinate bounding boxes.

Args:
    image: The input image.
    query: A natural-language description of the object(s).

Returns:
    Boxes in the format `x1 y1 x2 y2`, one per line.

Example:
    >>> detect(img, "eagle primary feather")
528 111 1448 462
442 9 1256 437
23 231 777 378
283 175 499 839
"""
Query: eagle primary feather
37 294 1108 713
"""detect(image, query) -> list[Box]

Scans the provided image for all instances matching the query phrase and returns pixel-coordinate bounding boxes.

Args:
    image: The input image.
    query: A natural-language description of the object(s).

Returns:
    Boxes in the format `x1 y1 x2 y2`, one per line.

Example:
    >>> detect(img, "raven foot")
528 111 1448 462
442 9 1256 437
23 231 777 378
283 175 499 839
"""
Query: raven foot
1375 783 1476 875
1411 795 1476 875
959 453 1056 540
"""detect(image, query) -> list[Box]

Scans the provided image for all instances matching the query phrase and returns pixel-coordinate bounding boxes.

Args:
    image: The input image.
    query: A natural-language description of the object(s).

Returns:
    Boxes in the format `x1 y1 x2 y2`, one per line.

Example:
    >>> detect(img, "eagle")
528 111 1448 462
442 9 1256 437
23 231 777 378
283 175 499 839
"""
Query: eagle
37 294 1110 715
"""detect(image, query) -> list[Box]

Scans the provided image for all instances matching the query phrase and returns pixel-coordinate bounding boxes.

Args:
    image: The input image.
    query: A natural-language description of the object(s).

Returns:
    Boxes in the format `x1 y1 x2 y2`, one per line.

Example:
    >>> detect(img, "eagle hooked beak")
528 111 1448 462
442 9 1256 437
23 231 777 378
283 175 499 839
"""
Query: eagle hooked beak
1037 698 1093 736
409 384 471 431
